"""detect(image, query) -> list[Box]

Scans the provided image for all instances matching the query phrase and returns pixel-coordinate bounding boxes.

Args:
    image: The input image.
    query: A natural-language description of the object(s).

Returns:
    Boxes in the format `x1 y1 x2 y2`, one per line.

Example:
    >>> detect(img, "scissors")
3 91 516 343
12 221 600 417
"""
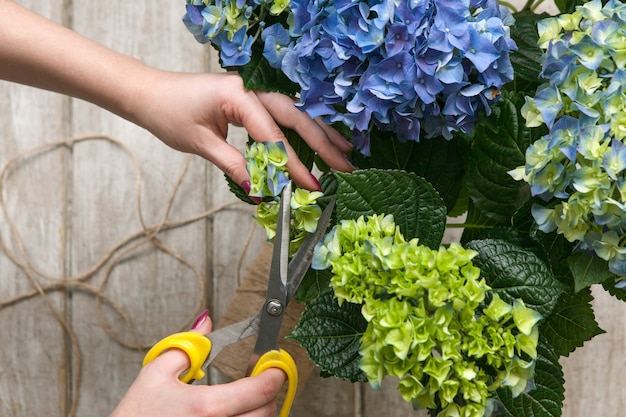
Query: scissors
142 181 335 417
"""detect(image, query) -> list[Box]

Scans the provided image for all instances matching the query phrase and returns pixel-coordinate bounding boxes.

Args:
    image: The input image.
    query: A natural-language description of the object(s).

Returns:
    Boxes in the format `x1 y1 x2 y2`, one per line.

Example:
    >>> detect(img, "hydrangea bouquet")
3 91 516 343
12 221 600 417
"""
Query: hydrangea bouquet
183 0 626 416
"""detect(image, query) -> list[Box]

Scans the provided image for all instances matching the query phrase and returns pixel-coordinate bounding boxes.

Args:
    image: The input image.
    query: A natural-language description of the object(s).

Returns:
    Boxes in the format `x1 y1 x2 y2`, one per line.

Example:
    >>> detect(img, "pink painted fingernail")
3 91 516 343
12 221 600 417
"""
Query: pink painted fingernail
191 310 209 330
310 174 322 191
241 181 263 204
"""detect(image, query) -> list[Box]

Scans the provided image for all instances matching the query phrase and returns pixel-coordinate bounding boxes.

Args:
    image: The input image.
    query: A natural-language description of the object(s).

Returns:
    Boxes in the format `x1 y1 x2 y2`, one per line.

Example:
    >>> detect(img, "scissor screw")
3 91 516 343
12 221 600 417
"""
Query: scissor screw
266 299 284 316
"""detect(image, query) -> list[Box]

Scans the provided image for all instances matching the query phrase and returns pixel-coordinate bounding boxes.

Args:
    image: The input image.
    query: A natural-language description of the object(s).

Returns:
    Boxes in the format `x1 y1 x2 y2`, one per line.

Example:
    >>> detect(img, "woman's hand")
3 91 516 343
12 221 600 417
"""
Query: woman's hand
0 1 354 193
110 312 286 417
130 70 354 192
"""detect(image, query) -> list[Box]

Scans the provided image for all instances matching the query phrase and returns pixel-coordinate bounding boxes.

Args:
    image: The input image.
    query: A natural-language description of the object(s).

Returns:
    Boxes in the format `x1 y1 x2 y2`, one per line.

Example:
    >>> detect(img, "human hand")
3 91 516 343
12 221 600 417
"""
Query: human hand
129 70 355 193
109 311 286 417
1 3 352 192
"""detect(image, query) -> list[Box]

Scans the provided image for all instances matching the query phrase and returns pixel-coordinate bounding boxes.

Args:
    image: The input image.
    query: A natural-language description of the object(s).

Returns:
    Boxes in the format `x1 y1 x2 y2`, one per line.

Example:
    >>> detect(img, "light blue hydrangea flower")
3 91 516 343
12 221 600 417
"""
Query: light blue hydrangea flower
513 0 626 277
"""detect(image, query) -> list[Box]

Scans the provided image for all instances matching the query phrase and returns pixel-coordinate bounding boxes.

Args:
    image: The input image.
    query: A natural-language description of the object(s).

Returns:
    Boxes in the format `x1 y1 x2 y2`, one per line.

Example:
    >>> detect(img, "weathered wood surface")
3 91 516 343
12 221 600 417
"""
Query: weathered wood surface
0 1 624 416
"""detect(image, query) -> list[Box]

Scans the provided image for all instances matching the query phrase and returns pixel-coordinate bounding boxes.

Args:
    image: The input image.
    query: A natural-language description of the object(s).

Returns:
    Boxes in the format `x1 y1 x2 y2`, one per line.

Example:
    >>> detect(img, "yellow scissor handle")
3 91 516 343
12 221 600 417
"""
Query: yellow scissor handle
142 331 212 384
250 349 298 417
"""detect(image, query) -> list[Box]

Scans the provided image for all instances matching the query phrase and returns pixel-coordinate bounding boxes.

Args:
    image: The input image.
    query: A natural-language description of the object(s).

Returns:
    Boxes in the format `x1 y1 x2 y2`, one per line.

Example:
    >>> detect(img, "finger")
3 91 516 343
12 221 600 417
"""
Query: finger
205 369 286 417
256 92 355 175
192 130 252 191
232 401 278 417
314 117 354 154
190 309 213 334
224 91 321 191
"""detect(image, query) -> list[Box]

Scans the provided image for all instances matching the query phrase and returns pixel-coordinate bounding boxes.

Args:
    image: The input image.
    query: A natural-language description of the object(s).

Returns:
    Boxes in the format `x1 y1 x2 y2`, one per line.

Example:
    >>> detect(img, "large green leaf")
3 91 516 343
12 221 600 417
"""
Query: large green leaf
466 239 568 317
289 289 368 382
567 252 616 292
494 340 565 417
351 131 466 213
533 230 576 286
540 289 605 357
466 92 536 224
334 169 447 248
508 11 548 93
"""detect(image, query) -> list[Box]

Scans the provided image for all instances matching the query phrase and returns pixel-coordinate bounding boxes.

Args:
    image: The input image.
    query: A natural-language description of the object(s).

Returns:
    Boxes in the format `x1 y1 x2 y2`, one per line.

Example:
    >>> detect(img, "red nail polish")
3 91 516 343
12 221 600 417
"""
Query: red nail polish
241 181 263 204
191 310 209 330
310 174 322 191
241 181 252 194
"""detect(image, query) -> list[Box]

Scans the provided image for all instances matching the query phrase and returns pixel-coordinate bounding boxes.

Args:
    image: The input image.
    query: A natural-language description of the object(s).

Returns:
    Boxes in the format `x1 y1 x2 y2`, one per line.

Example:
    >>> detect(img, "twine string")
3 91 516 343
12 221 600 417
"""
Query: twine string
0 135 257 417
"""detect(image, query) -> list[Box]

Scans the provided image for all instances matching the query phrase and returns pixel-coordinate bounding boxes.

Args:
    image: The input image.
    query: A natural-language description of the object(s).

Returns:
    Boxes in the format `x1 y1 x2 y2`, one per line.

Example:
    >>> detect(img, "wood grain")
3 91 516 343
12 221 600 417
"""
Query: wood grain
0 1 623 417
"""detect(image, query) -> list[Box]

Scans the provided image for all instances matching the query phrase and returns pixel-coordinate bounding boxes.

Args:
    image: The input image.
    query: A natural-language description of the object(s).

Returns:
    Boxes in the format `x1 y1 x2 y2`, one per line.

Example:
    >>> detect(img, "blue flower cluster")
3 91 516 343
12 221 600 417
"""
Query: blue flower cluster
511 0 626 284
182 0 277 66
282 0 516 153
182 0 517 154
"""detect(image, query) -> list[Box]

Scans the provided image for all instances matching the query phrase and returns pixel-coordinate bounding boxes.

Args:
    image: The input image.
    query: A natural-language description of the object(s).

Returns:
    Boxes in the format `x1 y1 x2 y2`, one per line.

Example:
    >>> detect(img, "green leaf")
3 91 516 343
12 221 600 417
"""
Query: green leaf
294 268 333 303
460 200 500 244
508 11 548 93
351 130 466 213
289 289 368 382
540 289 605 357
533 230 576 286
466 92 535 224
283 127 316 171
603 279 626 302
466 239 568 317
235 46 299 96
334 169 447 248
225 174 259 205
567 252 616 292
511 199 576 285
494 339 564 417
555 0 587 13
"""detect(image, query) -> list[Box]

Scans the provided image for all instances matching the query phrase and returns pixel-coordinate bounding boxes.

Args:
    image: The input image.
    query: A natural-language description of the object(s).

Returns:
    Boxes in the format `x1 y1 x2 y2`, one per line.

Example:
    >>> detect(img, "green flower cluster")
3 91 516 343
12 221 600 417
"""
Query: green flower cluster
511 0 626 280
245 142 290 197
313 215 542 417
245 141 324 252
254 188 324 251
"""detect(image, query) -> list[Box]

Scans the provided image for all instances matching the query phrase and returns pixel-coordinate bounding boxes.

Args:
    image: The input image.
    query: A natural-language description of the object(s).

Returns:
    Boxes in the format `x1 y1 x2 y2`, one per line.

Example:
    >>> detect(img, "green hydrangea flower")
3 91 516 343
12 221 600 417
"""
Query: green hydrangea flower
244 141 324 253
313 214 543 416
245 142 290 197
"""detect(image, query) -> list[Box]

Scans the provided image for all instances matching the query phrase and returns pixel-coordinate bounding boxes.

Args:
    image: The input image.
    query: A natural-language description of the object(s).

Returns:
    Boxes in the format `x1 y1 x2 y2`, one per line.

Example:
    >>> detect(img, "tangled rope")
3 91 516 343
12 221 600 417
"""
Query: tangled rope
0 135 258 417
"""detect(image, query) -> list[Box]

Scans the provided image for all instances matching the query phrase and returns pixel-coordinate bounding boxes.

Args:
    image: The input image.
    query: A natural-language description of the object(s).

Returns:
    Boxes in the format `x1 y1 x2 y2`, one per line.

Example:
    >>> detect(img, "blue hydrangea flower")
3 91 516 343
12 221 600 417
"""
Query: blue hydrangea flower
218 27 254 66
261 24 292 68
182 0 516 154
282 0 516 153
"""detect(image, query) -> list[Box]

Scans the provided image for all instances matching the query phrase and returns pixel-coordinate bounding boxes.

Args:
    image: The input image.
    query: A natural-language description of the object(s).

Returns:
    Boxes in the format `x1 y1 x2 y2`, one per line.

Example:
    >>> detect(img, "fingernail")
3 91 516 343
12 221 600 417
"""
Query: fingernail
241 180 252 194
191 310 209 330
241 181 263 204
345 156 359 170
310 174 322 191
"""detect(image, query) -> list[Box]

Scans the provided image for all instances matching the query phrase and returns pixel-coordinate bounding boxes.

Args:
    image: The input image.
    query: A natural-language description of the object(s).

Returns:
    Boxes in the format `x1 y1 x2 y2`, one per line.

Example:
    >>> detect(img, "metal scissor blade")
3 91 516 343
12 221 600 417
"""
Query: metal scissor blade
246 183 292 375
265 181 292 302
203 313 261 367
286 196 336 303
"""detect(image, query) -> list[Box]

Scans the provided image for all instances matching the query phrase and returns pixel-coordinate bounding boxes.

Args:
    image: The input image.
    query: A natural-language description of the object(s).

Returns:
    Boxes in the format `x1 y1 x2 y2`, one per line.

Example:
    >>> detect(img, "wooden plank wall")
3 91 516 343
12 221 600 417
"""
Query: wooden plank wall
0 0 623 416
